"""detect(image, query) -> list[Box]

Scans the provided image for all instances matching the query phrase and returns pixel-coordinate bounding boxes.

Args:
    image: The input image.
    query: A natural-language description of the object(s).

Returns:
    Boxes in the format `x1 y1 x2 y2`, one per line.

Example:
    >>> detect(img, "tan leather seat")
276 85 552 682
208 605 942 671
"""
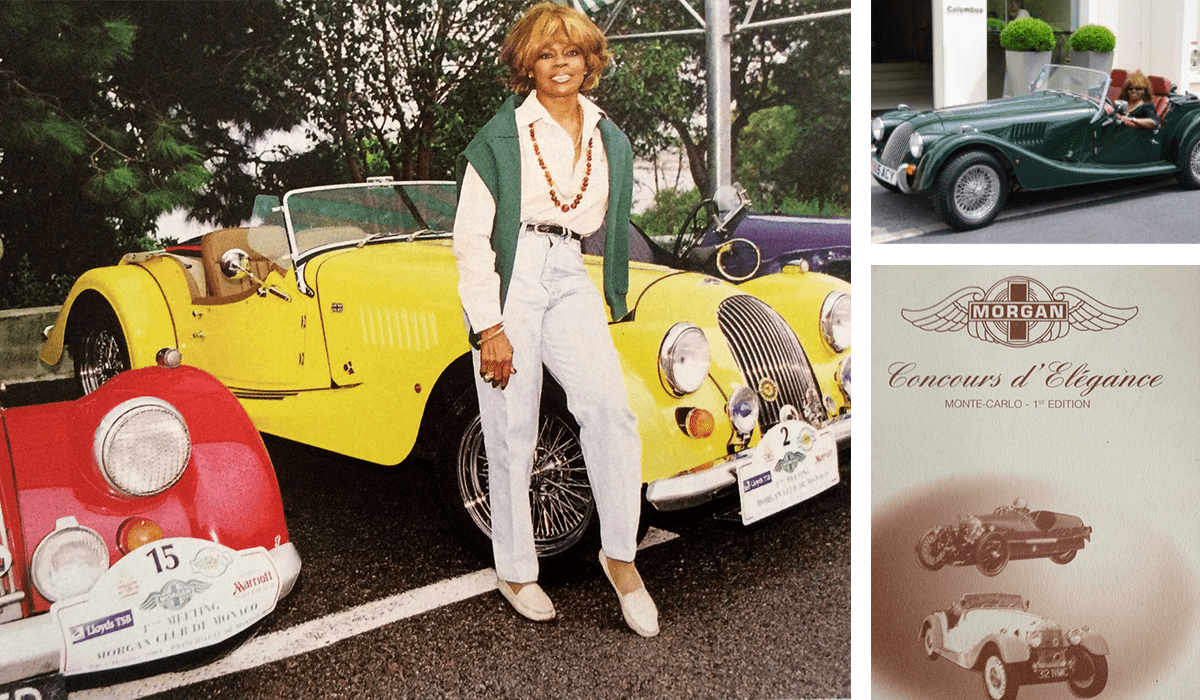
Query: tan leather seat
199 226 288 301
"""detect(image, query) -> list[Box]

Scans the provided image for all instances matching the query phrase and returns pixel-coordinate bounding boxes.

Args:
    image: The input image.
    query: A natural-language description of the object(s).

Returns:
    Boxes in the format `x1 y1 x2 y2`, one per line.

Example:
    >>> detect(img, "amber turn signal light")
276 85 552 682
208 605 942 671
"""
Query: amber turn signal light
117 516 164 554
676 407 715 439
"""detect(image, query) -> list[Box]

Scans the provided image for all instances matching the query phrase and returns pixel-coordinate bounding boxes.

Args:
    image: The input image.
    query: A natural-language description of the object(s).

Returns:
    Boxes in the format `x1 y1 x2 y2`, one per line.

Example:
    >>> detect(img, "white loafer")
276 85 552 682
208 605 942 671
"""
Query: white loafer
496 579 556 621
598 550 659 637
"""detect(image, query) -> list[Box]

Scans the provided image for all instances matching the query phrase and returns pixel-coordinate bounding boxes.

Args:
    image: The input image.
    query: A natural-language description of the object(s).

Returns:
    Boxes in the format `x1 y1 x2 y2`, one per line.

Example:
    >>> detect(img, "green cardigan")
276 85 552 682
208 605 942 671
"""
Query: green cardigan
457 94 634 326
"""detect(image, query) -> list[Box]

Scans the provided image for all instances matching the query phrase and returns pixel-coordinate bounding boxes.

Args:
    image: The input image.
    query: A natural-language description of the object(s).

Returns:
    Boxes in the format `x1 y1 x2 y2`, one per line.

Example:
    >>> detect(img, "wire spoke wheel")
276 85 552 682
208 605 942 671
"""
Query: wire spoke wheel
982 652 1018 700
452 401 594 559
915 529 947 571
72 304 130 396
934 150 1008 230
953 165 1002 222
528 412 594 556
975 532 1010 577
455 414 494 539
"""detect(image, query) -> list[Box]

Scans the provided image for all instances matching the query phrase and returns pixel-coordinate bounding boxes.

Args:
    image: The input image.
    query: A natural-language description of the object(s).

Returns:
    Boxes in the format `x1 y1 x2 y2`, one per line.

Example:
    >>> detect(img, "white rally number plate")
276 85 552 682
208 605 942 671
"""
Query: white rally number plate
53 538 280 676
737 417 839 525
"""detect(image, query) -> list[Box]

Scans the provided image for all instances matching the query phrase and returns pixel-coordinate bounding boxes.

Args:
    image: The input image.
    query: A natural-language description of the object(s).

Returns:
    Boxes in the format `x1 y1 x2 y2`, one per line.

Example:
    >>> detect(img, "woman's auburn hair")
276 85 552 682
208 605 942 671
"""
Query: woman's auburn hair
1120 70 1154 103
499 1 611 94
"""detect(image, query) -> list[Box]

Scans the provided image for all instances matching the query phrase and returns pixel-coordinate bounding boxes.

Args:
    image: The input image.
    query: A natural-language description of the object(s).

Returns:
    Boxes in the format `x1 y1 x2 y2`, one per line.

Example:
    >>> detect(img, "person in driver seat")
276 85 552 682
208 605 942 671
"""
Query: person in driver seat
1114 70 1159 129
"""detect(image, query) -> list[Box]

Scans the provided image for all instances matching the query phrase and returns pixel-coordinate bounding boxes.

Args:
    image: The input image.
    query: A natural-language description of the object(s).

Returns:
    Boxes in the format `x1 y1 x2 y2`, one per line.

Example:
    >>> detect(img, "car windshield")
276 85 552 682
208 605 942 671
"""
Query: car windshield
960 593 1027 611
1032 64 1110 106
282 180 458 258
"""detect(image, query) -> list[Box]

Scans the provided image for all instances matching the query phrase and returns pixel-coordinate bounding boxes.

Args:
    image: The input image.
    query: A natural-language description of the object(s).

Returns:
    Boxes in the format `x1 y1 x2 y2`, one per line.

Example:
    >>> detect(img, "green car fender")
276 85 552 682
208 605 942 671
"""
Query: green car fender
1169 111 1200 166
913 132 1021 192
39 264 178 371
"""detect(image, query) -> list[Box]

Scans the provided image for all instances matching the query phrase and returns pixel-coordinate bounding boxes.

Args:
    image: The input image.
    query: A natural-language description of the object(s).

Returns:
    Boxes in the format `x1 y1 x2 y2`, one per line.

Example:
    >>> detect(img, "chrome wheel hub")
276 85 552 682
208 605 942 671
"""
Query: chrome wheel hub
954 165 1001 221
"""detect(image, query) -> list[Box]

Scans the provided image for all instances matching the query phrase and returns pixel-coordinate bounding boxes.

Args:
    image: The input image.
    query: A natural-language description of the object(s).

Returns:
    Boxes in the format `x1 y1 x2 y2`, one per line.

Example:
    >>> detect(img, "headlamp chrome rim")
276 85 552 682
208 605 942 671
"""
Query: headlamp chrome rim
31 517 110 602
838 355 851 402
909 131 924 159
658 323 711 397
871 117 884 142
820 291 851 353
93 396 192 498
728 385 761 436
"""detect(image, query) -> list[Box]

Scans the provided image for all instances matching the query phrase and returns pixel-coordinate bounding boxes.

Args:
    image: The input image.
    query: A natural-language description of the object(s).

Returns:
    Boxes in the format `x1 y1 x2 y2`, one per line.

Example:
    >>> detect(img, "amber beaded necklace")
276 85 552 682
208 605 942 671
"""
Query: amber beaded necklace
529 122 593 212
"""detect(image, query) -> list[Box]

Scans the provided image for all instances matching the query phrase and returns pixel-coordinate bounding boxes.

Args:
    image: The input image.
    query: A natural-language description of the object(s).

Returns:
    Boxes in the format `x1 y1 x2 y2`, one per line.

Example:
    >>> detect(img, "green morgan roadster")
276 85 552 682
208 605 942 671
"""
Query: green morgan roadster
871 64 1200 230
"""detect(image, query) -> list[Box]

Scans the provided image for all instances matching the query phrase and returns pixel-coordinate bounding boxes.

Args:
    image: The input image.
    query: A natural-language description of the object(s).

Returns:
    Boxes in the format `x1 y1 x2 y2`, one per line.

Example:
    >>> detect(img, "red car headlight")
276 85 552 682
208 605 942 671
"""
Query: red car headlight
93 397 191 497
31 517 109 602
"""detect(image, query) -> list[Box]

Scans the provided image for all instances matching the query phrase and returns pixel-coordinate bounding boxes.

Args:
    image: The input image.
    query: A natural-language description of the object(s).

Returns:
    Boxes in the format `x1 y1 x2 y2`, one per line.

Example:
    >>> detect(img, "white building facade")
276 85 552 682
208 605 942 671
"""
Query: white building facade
872 0 1200 109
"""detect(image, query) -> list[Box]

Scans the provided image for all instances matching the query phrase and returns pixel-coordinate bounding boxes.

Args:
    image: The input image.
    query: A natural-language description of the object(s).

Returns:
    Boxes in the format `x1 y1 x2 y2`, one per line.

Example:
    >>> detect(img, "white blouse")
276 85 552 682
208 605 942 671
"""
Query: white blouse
453 91 611 332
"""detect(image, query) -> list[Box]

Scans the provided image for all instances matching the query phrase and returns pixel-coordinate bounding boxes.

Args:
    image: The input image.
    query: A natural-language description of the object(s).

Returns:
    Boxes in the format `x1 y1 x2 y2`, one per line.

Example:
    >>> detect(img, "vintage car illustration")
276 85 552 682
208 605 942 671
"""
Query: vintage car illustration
643 195 849 283
871 64 1200 230
915 500 1092 577
0 364 300 696
39 179 851 567
920 593 1109 700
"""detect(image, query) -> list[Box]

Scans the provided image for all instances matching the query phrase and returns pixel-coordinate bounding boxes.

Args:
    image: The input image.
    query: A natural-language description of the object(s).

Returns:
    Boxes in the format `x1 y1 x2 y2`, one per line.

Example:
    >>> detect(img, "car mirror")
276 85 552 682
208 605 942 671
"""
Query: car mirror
220 249 252 280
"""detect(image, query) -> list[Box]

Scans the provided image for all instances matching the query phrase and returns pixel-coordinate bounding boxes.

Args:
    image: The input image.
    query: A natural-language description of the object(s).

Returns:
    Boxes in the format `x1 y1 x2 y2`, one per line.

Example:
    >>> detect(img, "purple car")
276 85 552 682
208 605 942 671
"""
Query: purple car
622 198 850 283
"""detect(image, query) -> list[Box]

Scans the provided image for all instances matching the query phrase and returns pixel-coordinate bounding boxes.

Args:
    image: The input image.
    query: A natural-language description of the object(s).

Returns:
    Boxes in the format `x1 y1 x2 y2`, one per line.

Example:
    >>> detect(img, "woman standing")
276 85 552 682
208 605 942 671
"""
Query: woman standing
452 2 658 637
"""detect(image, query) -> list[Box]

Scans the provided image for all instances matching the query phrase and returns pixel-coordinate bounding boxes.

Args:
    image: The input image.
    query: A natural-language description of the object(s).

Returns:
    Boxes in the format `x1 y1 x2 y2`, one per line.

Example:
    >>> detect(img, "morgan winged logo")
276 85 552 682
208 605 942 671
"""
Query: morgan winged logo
902 276 1137 347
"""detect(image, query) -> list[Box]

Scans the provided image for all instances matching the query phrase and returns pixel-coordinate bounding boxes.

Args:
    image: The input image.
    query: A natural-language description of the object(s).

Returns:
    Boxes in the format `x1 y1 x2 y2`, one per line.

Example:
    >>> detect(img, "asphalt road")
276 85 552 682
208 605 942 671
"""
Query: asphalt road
870 174 1198 243
8 382 850 700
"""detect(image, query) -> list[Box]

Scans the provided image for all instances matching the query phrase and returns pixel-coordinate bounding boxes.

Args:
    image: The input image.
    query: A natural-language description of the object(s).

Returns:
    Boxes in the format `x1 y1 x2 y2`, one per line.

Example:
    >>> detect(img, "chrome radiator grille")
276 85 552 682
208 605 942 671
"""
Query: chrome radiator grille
717 295 827 429
880 121 915 168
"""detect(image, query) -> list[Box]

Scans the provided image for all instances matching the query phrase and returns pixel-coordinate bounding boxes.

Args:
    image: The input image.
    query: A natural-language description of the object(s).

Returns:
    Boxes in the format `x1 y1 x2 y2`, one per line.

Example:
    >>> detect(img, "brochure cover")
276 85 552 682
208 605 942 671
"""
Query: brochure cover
872 265 1199 700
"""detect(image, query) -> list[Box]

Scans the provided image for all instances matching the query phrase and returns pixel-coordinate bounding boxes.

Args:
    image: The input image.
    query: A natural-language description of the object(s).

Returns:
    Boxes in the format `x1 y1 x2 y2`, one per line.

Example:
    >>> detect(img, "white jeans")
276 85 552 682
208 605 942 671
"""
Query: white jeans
471 229 642 583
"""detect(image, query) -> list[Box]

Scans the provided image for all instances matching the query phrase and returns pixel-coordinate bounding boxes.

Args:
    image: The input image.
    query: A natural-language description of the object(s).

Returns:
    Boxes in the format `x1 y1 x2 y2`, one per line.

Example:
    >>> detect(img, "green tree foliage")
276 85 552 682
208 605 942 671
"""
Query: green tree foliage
737 100 849 214
595 0 849 208
631 187 702 240
271 0 526 186
0 1 298 309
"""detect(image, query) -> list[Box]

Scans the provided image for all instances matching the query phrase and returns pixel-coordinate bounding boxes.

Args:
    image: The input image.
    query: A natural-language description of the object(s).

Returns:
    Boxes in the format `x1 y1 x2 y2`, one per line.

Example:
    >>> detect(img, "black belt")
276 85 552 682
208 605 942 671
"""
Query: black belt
525 222 582 241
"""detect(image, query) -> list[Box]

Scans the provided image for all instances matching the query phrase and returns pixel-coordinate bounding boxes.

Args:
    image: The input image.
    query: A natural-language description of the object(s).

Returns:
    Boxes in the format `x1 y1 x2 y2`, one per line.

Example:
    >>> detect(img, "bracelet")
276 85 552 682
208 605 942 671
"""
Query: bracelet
480 326 505 344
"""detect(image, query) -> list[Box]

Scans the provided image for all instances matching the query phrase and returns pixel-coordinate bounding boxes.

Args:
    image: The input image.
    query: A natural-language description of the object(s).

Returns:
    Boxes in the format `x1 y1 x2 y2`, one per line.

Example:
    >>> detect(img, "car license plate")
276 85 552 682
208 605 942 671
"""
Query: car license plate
872 158 897 185
0 673 67 700
52 538 281 676
737 415 839 526
1034 666 1069 680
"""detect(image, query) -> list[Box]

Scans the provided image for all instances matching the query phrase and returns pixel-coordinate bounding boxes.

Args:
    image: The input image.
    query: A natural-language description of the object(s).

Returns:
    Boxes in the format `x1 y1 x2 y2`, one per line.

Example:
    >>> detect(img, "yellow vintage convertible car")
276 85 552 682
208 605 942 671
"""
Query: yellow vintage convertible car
40 179 850 565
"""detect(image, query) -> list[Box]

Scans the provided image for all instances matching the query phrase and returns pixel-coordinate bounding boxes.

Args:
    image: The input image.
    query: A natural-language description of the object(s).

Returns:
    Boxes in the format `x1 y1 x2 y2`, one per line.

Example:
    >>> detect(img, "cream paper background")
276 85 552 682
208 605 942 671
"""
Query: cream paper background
871 265 1200 700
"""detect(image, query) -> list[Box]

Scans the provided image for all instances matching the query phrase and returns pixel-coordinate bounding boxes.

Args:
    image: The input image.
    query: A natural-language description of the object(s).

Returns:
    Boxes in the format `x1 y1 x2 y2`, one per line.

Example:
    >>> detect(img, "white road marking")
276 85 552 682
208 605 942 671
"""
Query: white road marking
69 528 680 700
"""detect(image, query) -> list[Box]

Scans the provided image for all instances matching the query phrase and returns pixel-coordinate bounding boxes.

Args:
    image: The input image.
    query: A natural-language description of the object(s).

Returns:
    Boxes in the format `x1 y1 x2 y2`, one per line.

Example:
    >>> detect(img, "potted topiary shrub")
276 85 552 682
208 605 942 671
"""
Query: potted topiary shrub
1069 24 1116 75
1000 17 1055 96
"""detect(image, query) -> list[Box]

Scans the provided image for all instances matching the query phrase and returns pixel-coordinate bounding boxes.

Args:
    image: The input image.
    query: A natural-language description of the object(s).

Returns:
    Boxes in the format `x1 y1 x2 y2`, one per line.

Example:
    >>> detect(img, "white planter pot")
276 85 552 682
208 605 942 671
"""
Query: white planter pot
1004 50 1052 96
1072 50 1114 76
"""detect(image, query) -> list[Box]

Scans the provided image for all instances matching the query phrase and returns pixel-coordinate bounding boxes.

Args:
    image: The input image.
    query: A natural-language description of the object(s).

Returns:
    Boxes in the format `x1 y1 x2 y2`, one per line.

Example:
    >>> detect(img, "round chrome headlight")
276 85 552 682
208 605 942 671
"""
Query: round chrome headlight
909 131 924 159
94 397 191 498
659 323 711 396
871 117 884 142
820 291 851 353
728 385 761 435
1028 630 1044 648
1068 629 1084 646
839 355 851 401
31 517 110 602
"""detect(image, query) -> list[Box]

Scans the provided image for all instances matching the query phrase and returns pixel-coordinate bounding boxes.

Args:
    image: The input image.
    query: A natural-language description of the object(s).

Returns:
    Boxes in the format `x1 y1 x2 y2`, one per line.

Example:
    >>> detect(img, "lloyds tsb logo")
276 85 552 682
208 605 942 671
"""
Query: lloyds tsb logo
901 276 1137 347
